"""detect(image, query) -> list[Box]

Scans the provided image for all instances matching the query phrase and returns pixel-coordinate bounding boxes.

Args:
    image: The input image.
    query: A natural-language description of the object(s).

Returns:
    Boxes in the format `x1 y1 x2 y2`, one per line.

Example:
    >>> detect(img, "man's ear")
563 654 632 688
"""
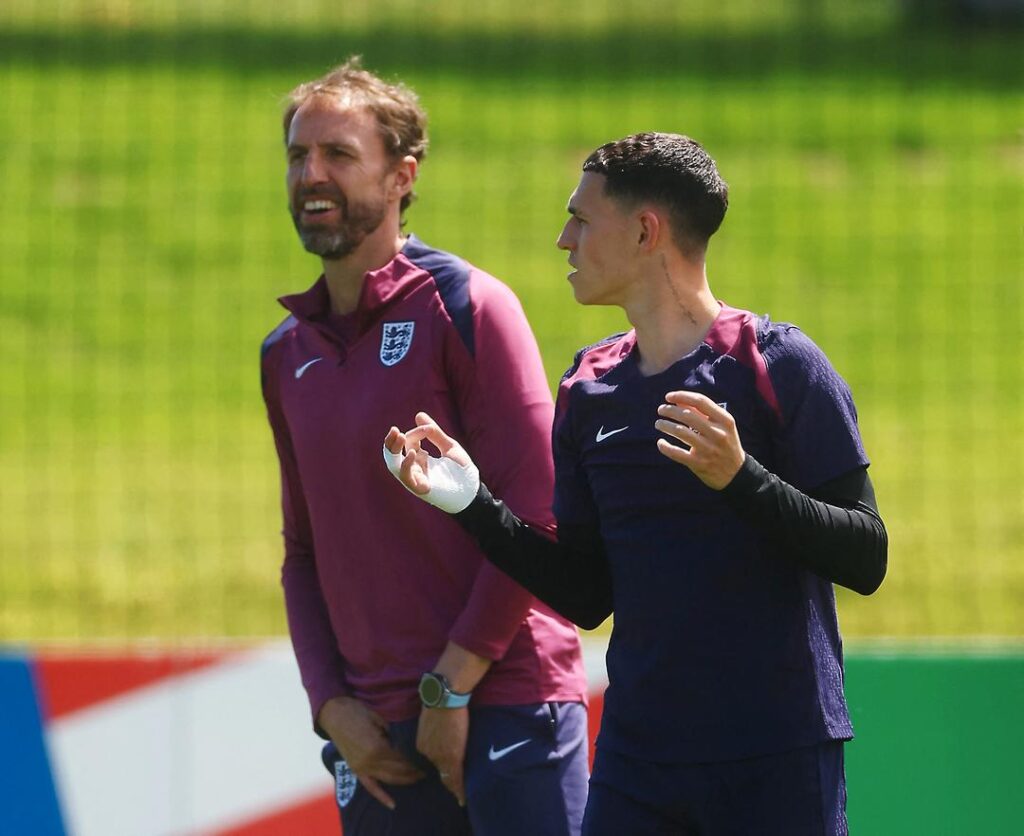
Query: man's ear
391 155 418 200
637 209 662 252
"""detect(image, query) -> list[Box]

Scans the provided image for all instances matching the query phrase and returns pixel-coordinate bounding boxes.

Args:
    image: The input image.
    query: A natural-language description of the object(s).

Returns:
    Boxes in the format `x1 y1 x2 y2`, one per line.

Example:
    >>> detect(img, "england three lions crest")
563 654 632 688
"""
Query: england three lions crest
380 321 415 366
334 759 357 808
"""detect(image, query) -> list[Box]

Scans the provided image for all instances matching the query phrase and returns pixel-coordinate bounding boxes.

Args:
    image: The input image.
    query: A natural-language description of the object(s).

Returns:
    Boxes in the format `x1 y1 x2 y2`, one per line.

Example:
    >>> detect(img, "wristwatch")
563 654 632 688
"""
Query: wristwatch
418 672 472 709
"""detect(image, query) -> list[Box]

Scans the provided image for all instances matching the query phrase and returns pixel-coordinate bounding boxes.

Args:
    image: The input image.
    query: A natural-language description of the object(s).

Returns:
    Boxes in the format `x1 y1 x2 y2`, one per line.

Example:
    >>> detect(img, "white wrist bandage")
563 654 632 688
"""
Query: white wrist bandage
382 447 481 514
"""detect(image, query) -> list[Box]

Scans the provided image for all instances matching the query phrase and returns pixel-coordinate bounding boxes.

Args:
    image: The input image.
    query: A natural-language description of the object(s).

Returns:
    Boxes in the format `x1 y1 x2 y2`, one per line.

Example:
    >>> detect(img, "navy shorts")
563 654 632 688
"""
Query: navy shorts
582 741 847 836
323 701 589 836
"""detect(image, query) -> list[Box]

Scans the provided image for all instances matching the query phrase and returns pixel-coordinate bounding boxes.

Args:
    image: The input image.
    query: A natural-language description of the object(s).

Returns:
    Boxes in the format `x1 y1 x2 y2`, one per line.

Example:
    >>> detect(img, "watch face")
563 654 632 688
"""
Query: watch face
419 674 444 706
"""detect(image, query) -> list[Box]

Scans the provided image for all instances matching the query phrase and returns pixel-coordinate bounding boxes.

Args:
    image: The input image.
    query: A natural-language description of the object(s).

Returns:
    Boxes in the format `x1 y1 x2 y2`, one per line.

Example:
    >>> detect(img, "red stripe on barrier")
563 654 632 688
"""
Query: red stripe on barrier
212 791 338 836
587 691 603 769
35 651 228 719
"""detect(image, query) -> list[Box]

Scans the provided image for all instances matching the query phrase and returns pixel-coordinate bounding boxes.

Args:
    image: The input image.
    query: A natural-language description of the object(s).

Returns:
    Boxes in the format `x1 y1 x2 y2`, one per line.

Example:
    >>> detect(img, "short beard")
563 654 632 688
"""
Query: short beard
292 192 389 261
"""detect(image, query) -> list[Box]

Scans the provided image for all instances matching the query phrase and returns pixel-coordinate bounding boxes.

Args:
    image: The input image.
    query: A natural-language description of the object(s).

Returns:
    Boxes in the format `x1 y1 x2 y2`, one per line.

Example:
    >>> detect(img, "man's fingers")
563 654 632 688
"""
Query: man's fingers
655 417 700 448
384 426 405 455
402 424 432 448
399 448 431 494
353 748 424 809
404 423 464 463
664 389 715 408
358 775 397 811
663 389 737 424
408 422 452 454
664 390 730 421
657 403 715 435
437 763 466 807
375 757 425 785
412 412 460 458
656 437 692 466
395 413 471 468
450 765 466 807
658 392 743 473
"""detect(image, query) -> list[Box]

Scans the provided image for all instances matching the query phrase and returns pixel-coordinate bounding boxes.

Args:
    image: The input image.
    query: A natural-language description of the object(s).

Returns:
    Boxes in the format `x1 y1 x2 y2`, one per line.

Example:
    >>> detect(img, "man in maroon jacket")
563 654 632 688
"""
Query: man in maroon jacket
261 58 589 835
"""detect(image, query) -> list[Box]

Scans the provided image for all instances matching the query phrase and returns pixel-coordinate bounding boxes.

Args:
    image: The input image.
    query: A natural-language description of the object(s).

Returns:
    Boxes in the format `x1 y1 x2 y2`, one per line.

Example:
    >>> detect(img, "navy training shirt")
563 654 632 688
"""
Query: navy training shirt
553 305 870 764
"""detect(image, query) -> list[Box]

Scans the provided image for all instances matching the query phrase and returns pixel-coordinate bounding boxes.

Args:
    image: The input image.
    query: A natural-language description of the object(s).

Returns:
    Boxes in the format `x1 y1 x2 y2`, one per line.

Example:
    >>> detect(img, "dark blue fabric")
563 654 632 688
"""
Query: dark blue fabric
759 323 867 491
402 234 475 357
583 742 847 835
322 702 588 836
260 314 297 360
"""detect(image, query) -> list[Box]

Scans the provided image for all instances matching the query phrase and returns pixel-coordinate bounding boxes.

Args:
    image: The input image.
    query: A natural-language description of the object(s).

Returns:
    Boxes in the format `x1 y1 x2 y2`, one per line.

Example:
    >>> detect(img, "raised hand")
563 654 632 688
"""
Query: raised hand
383 412 480 513
655 391 745 490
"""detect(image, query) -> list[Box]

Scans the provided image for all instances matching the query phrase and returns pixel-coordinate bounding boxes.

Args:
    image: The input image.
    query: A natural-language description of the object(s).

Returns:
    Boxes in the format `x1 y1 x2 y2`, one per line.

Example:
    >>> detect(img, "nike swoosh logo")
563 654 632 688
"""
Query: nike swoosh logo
595 425 629 443
295 357 323 379
488 739 531 761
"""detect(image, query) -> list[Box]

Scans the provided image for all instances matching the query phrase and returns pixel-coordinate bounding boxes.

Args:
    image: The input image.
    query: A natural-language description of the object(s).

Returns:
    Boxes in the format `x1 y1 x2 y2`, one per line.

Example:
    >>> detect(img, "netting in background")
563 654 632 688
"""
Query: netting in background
1 0 1021 640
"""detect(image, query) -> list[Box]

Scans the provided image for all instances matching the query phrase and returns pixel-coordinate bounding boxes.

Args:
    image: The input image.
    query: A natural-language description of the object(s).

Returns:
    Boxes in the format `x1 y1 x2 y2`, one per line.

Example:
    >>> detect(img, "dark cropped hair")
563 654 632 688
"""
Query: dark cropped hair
283 57 428 216
583 133 728 257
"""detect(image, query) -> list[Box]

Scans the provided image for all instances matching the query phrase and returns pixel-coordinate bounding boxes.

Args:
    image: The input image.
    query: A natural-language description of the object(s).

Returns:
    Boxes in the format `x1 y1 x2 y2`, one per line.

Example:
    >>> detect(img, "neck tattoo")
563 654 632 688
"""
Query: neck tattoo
662 254 697 326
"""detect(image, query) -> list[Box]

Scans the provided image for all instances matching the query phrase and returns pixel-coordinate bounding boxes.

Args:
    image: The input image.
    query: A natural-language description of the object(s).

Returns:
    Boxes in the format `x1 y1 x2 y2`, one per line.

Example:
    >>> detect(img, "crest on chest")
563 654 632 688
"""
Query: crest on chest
380 321 415 366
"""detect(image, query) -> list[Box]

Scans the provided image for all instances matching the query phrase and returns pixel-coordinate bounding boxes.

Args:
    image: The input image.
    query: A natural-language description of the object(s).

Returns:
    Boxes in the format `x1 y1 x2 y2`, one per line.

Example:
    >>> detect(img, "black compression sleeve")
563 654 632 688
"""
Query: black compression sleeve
455 484 614 629
721 456 888 595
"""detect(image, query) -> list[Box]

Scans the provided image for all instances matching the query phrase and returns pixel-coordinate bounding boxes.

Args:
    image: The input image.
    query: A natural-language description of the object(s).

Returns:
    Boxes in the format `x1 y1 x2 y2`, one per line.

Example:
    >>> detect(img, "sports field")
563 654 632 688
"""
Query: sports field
0 0 1021 640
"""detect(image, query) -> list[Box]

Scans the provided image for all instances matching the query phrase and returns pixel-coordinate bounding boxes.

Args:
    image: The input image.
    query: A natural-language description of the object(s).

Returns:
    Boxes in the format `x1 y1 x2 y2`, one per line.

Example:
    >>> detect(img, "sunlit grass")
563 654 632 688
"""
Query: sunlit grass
0 0 901 35
1 5 1021 640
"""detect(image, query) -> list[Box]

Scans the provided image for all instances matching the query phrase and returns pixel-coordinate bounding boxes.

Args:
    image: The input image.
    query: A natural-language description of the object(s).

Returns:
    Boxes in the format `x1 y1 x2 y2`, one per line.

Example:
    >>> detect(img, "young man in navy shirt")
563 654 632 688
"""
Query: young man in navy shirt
263 59 589 835
386 132 888 835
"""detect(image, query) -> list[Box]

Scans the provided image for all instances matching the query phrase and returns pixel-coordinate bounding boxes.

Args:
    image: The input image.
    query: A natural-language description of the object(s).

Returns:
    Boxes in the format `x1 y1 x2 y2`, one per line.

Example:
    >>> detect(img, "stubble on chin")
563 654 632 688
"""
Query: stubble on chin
291 197 388 261
296 226 357 260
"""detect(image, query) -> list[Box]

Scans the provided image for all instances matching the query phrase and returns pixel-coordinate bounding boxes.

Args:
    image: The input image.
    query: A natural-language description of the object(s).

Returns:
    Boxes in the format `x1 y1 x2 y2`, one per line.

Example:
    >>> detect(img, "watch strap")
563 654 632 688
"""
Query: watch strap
419 672 472 709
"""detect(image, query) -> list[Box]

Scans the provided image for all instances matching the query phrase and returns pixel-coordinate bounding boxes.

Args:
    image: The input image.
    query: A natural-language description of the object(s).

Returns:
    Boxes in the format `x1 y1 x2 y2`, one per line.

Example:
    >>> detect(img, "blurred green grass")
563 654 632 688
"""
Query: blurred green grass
0 1 1021 639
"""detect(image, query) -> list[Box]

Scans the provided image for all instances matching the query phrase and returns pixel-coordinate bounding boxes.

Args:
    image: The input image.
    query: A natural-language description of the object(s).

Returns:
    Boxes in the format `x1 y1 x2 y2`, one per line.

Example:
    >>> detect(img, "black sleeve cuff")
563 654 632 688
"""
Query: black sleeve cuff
721 454 768 502
453 481 502 539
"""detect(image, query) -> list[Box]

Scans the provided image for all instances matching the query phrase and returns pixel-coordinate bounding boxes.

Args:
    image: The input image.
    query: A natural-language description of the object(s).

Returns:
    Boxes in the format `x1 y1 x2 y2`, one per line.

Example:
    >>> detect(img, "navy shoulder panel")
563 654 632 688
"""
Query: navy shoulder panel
261 314 298 361
403 236 475 356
